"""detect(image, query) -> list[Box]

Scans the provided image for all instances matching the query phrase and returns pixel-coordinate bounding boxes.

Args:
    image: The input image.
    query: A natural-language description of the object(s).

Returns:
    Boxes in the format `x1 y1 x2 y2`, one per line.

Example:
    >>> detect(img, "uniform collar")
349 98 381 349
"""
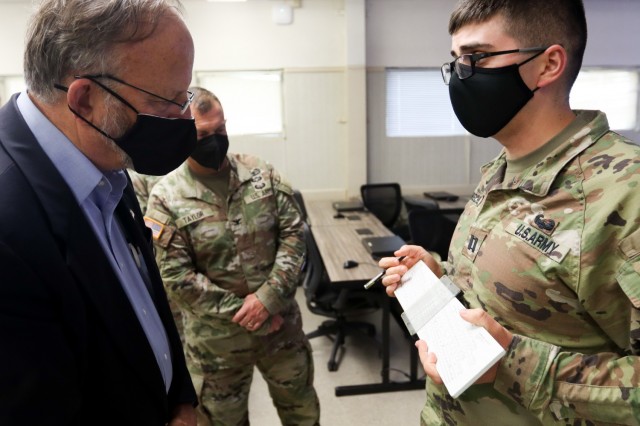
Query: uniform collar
178 154 263 202
480 110 610 197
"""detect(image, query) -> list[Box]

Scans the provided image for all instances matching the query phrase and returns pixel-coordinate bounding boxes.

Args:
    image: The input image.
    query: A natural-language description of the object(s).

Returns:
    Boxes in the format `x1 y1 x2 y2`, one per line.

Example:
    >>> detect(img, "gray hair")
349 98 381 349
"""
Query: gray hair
189 86 222 116
24 0 184 103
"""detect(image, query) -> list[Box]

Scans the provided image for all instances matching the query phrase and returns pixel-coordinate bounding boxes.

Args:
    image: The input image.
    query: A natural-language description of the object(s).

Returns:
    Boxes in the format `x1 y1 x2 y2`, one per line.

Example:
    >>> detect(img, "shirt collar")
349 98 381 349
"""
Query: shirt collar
481 110 609 196
16 91 125 205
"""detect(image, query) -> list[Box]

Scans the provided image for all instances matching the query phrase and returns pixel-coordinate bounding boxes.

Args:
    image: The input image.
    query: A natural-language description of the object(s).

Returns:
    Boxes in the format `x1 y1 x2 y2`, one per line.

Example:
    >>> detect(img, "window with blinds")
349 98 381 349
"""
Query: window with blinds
386 67 640 137
386 68 465 137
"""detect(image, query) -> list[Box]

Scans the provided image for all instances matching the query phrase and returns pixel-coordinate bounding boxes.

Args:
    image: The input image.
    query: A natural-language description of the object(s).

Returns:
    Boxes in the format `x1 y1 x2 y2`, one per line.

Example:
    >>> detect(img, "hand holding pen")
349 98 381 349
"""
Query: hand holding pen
365 245 443 296
364 256 406 289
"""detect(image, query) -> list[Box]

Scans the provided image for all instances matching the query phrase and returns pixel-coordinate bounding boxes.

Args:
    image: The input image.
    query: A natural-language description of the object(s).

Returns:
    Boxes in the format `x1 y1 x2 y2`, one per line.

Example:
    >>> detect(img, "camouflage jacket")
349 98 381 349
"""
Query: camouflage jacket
145 154 305 325
429 111 640 425
128 169 163 210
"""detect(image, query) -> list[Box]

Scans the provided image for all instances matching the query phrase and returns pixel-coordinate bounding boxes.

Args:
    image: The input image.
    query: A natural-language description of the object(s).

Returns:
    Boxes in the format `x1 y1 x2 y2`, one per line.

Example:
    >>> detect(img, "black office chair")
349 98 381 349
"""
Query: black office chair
360 183 403 229
302 224 378 371
404 195 439 213
292 189 307 222
407 209 459 261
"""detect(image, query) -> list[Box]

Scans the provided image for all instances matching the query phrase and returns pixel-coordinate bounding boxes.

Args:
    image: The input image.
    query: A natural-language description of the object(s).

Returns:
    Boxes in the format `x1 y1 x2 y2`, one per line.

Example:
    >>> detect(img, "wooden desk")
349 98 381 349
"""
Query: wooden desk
305 200 383 228
306 200 392 282
404 194 469 213
306 200 424 396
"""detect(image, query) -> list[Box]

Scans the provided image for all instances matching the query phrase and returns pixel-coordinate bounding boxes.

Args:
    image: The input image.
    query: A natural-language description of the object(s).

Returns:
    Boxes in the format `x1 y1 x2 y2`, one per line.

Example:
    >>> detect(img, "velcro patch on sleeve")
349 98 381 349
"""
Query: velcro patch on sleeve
144 216 165 241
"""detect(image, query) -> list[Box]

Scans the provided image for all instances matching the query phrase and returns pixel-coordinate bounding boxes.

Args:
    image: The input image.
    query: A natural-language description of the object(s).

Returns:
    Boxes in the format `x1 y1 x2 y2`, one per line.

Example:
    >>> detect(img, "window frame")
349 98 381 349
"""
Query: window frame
385 66 640 138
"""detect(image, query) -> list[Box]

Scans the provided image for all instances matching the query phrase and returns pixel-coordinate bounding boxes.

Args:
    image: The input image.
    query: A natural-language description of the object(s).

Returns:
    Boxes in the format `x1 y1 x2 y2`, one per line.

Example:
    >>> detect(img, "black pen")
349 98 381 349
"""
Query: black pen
363 256 406 290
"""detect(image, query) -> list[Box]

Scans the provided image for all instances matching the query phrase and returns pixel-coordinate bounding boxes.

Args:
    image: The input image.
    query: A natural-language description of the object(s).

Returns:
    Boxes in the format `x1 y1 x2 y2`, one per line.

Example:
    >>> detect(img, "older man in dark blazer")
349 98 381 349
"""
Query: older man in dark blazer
0 1 198 425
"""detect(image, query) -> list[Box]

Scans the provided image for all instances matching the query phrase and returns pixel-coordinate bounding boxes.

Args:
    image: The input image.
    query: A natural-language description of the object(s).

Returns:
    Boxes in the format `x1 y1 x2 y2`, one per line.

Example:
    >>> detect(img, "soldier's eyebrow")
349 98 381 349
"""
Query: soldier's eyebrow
451 43 495 57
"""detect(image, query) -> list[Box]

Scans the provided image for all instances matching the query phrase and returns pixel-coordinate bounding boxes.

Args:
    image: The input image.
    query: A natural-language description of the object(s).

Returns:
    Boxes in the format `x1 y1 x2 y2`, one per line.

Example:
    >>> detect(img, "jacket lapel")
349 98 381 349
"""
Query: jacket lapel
0 94 166 403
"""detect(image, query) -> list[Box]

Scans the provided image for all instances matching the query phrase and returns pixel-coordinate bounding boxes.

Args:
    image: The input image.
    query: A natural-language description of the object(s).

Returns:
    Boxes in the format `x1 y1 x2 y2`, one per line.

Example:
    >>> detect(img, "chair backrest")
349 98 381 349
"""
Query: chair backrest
301 223 333 314
404 196 439 213
360 183 403 228
292 189 307 222
407 209 459 260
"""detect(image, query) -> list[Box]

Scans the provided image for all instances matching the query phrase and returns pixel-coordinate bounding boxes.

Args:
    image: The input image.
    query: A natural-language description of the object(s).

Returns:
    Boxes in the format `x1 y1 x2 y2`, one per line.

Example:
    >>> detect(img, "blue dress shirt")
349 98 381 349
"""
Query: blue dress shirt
17 92 173 392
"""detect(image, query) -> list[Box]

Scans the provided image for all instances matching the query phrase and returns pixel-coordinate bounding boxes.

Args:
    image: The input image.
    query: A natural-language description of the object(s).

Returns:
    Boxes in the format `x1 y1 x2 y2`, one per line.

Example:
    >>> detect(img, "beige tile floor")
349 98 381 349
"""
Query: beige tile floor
247 289 426 425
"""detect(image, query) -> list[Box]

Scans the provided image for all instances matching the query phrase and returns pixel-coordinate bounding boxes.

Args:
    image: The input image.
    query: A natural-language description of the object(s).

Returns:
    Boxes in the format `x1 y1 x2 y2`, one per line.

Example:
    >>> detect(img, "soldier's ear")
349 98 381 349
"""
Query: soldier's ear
536 44 567 89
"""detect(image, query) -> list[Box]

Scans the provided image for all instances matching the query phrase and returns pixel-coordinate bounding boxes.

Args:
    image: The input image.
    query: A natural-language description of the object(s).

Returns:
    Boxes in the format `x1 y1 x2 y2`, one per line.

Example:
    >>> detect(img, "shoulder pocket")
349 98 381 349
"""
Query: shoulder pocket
144 210 176 250
617 230 640 308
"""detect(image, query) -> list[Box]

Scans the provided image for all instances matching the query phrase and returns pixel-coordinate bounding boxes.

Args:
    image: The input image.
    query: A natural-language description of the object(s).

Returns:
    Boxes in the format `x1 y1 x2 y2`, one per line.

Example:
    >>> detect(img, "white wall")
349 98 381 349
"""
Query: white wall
365 0 640 195
0 0 638 199
184 0 365 199
0 2 31 75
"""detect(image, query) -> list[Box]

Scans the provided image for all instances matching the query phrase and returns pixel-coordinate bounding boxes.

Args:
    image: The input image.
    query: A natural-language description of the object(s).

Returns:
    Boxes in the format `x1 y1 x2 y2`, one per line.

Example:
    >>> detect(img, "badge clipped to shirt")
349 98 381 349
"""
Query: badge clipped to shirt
144 216 165 240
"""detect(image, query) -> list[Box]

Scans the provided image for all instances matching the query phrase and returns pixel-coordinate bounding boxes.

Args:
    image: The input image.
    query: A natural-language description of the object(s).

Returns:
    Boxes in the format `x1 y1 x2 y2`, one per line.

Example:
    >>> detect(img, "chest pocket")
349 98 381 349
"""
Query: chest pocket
177 208 226 242
617 231 640 355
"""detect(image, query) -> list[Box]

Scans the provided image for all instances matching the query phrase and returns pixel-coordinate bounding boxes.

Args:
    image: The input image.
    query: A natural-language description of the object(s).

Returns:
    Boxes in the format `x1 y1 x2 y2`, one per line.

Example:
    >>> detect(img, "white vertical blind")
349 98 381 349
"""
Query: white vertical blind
386 68 465 137
387 67 640 137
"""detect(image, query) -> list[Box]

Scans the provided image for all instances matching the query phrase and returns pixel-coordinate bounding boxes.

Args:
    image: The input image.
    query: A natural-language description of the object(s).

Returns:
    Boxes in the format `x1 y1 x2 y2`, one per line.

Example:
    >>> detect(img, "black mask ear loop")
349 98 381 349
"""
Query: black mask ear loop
54 78 138 141
516 48 547 94
54 83 114 139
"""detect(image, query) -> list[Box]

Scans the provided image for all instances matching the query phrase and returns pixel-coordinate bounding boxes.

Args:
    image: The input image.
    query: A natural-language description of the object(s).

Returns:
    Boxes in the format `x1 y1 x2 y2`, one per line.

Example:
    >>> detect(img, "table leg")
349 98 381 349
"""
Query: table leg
334 292 425 396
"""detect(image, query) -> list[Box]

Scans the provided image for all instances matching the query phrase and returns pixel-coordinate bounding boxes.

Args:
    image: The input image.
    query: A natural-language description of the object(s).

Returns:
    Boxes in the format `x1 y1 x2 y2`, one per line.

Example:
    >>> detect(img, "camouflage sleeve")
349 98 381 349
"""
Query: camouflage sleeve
128 170 163 212
494 331 640 424
493 199 640 423
146 186 244 319
128 169 150 209
253 169 305 314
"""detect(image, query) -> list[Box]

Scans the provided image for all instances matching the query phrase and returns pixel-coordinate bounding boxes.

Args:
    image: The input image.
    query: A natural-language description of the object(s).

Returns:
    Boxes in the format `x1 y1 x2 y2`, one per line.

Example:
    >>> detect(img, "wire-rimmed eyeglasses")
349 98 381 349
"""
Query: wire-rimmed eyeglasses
441 47 548 85
77 74 195 114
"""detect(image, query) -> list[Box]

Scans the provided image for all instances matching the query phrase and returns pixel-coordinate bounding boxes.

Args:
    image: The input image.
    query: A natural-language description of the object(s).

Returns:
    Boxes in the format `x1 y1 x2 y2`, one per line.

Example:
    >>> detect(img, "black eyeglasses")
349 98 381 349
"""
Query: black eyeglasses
76 74 194 114
441 47 548 85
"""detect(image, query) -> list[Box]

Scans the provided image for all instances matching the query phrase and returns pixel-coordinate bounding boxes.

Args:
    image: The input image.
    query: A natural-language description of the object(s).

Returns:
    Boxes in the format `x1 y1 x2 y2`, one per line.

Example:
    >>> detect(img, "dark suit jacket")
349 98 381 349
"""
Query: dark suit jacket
0 94 196 425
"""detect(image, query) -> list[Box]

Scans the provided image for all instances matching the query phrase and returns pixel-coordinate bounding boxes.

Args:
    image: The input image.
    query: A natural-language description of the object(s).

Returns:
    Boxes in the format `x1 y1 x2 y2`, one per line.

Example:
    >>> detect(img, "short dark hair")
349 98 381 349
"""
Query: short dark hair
189 86 221 116
449 0 587 91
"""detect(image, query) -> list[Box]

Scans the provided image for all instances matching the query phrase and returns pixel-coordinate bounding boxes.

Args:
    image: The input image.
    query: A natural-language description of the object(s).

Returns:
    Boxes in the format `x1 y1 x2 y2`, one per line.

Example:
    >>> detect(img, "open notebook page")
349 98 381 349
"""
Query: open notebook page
394 261 506 398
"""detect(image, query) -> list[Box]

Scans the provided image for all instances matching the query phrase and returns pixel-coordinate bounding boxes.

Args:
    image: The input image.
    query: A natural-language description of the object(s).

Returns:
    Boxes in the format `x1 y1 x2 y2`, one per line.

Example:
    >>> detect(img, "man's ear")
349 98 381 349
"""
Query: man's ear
67 78 95 119
537 44 567 88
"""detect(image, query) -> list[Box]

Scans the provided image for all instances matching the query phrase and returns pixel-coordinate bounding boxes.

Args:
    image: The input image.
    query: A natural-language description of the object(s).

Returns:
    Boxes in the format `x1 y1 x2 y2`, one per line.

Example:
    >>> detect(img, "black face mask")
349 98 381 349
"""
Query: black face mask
448 60 540 138
55 79 197 176
191 133 229 170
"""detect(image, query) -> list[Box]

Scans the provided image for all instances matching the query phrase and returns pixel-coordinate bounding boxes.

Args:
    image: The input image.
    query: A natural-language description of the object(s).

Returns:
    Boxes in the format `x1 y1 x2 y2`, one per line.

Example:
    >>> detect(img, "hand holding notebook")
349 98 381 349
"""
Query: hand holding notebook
394 261 506 398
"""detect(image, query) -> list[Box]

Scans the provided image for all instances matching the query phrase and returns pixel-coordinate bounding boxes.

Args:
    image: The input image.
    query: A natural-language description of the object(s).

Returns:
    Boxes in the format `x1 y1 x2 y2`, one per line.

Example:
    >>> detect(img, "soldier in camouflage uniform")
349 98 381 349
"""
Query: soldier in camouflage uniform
379 1 640 425
145 87 320 426
128 169 163 209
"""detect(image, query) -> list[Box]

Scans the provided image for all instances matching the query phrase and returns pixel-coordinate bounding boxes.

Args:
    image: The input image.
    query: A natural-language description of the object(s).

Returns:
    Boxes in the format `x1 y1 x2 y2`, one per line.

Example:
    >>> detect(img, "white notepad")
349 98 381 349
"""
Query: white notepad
394 261 506 398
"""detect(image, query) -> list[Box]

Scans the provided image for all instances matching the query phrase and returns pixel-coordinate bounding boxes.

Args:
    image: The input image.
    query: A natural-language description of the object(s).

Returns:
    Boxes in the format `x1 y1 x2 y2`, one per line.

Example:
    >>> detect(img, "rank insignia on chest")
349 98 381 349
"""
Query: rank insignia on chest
462 227 488 262
470 191 484 206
